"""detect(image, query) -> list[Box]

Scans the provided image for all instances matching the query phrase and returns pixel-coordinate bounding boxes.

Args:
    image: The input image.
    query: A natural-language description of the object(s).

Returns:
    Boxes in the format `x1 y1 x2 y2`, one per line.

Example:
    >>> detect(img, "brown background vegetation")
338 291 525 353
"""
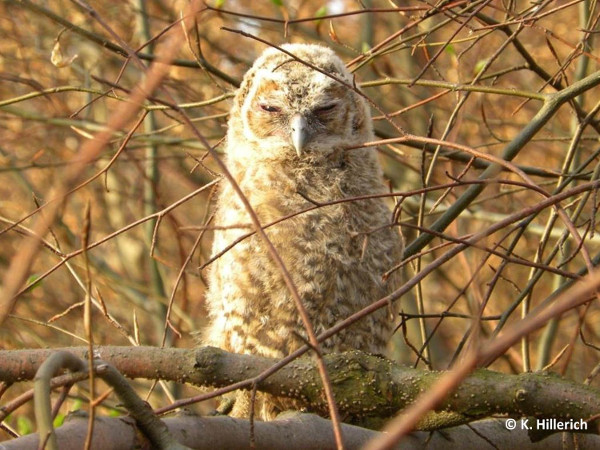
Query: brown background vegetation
1 0 599 444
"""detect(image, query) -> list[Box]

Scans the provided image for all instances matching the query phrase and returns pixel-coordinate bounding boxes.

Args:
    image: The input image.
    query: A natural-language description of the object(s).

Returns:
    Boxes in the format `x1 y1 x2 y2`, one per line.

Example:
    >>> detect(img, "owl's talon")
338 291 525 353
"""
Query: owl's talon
215 395 236 416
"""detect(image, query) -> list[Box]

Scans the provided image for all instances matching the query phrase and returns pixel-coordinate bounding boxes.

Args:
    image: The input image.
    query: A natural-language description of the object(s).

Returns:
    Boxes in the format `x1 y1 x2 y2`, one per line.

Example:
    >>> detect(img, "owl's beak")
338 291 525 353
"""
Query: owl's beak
290 114 308 156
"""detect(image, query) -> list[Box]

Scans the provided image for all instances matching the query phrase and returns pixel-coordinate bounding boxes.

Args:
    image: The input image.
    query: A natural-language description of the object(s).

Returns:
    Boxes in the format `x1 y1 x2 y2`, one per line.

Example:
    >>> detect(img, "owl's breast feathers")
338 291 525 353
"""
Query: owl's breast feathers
207 151 402 356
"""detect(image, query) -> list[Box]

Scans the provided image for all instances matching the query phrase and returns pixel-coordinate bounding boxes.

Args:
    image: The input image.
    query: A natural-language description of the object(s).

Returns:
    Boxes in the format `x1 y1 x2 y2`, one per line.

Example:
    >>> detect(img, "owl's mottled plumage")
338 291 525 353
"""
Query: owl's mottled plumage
205 44 402 419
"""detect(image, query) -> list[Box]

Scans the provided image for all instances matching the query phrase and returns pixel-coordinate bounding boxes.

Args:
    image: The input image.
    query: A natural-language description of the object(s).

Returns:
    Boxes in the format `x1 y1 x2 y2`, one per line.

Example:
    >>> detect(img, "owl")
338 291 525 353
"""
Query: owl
204 43 403 420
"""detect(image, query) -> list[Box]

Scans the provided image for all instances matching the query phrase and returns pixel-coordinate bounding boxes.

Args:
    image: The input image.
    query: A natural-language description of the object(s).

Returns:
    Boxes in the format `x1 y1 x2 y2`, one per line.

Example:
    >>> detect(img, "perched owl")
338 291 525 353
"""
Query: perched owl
204 43 403 420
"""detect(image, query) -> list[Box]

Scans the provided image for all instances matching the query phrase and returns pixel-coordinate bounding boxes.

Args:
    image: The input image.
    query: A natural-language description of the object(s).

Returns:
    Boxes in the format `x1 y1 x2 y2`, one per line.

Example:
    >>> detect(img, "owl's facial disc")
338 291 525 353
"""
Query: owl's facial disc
243 67 355 159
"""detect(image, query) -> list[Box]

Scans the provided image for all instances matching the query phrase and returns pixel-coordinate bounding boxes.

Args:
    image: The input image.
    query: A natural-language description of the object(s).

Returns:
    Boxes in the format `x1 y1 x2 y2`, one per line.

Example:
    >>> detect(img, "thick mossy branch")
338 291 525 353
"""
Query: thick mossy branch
194 347 600 430
1 346 598 432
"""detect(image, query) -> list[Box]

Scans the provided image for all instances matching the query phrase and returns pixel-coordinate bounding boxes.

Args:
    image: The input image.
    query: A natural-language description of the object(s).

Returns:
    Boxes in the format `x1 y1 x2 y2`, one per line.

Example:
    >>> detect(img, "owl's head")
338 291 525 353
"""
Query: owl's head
228 44 372 162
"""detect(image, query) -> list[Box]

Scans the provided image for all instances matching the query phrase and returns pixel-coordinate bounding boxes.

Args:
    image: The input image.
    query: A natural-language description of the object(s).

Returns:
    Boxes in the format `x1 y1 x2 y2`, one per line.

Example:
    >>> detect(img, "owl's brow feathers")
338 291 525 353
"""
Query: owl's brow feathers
270 57 324 75
221 27 406 136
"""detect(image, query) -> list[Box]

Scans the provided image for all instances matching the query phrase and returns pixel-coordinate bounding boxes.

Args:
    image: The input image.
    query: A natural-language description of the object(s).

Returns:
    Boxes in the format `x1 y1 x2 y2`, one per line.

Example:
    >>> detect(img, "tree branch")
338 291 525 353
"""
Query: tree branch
3 412 600 449
1 346 598 432
404 69 600 258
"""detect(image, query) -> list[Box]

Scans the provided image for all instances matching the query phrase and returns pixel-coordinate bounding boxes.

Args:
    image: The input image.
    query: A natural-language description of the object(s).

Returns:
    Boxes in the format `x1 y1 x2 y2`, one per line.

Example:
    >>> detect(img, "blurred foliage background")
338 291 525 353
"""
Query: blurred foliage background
1 0 600 439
